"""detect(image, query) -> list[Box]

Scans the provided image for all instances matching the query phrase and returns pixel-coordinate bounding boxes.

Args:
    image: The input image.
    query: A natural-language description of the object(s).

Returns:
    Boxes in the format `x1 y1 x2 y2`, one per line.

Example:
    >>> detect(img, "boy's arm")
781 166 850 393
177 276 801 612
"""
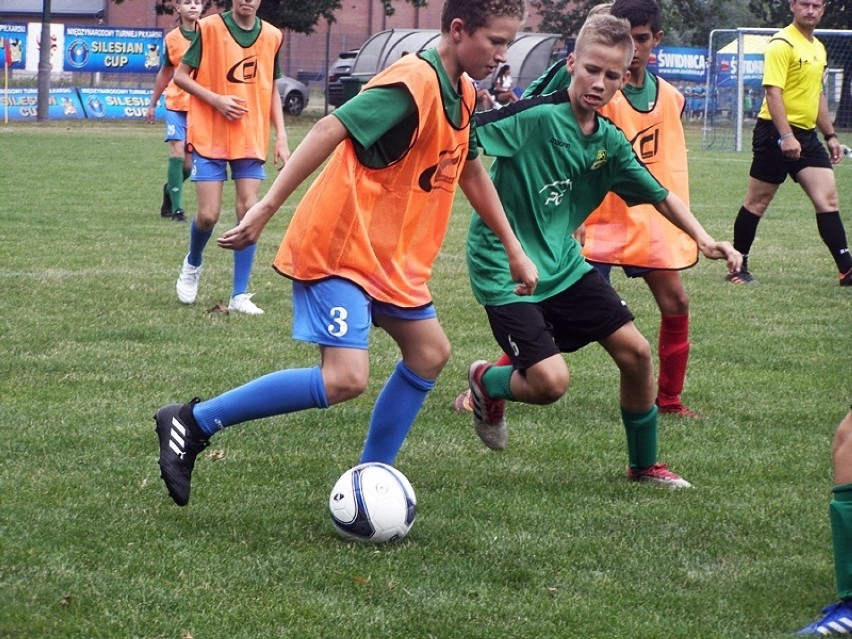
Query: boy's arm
146 60 173 124
269 88 290 169
654 192 742 273
459 157 538 295
217 114 349 250
173 62 249 120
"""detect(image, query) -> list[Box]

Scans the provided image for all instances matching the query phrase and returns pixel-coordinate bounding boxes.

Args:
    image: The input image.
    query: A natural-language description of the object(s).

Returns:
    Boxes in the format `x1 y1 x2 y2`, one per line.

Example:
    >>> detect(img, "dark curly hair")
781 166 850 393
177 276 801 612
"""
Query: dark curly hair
440 0 527 35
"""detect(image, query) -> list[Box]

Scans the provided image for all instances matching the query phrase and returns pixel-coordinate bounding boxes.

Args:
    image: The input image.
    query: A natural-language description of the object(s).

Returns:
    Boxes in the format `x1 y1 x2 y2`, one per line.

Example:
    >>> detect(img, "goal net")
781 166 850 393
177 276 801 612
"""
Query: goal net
701 28 852 151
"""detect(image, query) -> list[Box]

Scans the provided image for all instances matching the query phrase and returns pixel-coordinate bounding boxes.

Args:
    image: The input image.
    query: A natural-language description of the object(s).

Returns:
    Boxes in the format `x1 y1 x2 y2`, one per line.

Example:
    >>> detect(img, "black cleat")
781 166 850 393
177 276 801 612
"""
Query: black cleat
171 209 186 222
160 183 172 218
154 400 209 506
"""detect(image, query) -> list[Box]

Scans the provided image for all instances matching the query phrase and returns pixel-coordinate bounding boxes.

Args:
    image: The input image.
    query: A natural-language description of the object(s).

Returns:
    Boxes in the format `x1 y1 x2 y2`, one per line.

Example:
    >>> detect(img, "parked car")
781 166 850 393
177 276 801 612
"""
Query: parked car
326 49 359 107
277 74 309 116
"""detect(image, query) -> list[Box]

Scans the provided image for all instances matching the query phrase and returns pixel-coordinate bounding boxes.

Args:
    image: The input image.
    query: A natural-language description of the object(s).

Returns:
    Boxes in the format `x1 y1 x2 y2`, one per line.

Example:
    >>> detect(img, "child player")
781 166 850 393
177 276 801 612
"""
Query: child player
146 0 203 222
153 0 538 507
464 13 742 487
171 0 290 315
457 0 701 418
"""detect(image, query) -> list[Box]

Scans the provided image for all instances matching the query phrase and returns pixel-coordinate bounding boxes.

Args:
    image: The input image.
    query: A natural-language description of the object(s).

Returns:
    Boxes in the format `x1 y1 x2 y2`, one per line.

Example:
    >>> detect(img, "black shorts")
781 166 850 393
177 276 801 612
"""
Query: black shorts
483 269 635 370
749 119 832 184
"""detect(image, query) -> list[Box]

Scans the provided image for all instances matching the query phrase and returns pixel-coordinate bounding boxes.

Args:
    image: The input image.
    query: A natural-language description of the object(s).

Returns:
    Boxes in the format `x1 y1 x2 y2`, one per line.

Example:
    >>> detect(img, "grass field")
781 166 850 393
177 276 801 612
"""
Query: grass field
1 117 850 639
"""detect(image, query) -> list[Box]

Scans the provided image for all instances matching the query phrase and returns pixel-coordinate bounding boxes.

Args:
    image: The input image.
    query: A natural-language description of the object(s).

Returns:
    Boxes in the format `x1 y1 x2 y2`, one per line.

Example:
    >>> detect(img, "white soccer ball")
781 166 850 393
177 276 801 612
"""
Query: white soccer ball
328 462 417 543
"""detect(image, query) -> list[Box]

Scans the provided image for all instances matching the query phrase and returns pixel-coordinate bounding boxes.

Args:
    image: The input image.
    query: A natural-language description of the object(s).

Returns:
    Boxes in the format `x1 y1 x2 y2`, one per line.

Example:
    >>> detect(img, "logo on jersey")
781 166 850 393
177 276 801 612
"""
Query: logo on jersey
226 55 259 84
631 124 661 164
418 145 465 193
591 150 608 170
539 178 573 206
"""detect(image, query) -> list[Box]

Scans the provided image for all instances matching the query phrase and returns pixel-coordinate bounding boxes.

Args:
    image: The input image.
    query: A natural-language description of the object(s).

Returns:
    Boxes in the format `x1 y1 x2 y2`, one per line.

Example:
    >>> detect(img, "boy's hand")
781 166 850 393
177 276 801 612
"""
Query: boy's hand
698 240 742 274
509 254 539 296
215 95 249 120
218 206 267 251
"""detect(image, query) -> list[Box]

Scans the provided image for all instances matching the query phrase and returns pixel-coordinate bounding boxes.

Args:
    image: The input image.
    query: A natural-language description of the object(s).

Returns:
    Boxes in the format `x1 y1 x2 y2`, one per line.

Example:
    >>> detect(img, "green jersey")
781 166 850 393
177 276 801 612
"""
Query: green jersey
467 91 668 306
182 12 281 80
334 48 477 165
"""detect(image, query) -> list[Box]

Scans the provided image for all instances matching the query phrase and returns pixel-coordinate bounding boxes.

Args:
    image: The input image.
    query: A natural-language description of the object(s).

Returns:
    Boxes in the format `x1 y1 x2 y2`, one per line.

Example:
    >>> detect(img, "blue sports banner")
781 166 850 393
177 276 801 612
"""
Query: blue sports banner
77 87 164 119
714 53 765 87
0 23 27 69
1 87 85 120
648 47 708 82
63 25 163 73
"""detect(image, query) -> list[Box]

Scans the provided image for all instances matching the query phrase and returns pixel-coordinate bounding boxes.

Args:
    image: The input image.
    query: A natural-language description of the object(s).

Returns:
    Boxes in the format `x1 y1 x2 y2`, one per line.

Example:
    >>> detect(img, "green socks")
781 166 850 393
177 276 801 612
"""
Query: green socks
481 365 514 400
622 405 658 470
831 483 852 599
167 157 186 211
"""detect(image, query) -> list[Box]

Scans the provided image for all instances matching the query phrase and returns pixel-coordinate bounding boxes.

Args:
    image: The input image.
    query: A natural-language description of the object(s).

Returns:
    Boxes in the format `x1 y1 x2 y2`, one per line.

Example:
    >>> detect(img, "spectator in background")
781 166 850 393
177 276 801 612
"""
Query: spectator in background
491 63 518 105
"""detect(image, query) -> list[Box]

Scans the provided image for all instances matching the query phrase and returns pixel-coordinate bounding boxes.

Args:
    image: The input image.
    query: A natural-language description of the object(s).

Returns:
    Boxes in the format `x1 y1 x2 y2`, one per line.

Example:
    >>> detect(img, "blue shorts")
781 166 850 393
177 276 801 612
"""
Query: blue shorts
164 109 187 143
291 277 437 349
190 152 266 182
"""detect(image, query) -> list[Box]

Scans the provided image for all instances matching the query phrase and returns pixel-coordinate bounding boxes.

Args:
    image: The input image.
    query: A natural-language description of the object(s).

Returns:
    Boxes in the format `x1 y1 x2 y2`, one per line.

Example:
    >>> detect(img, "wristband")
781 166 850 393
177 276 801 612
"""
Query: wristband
824 132 838 141
777 132 794 145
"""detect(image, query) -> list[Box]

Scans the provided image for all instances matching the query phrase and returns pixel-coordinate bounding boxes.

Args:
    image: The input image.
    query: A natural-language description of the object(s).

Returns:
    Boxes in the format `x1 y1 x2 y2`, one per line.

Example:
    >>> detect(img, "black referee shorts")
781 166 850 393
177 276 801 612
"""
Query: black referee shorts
749 118 832 184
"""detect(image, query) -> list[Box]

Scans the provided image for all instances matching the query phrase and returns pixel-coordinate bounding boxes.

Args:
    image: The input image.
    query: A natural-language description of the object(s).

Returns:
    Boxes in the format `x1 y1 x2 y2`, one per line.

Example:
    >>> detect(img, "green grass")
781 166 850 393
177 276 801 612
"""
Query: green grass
0 118 850 639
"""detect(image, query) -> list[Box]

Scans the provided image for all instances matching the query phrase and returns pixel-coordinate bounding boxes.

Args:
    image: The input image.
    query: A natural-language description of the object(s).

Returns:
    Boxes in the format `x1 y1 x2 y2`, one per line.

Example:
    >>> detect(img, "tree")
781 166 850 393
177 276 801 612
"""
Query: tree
532 0 851 128
115 0 428 34
750 0 852 127
530 0 765 46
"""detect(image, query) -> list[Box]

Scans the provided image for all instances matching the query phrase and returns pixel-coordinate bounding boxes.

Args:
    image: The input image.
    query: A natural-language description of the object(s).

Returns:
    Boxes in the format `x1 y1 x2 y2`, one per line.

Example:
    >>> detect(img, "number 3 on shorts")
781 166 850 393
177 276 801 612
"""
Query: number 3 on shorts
327 306 349 337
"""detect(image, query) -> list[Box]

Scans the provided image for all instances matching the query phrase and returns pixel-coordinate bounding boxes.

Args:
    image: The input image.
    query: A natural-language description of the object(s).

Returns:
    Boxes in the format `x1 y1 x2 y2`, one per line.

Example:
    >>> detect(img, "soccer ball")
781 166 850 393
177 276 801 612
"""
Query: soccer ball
328 462 417 543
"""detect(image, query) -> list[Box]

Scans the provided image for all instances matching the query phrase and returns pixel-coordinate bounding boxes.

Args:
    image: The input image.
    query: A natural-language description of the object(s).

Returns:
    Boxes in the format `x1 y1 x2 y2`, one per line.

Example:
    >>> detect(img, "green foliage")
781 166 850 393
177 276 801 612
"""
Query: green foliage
123 0 427 34
0 119 850 638
531 0 851 46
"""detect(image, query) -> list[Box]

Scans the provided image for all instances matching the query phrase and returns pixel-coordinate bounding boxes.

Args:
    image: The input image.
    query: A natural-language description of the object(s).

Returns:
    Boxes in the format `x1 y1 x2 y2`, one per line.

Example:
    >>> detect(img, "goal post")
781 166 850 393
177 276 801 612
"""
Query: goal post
702 28 852 152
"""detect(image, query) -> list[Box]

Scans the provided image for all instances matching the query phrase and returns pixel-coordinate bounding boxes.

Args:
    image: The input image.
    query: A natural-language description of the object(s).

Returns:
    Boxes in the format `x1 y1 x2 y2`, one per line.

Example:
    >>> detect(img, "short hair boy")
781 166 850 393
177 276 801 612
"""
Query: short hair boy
464 14 741 488
154 0 538 507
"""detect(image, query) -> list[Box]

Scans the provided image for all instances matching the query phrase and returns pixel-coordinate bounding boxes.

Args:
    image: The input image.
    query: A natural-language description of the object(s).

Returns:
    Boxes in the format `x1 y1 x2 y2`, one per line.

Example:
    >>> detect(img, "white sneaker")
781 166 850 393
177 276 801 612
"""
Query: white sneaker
176 256 201 304
228 293 264 315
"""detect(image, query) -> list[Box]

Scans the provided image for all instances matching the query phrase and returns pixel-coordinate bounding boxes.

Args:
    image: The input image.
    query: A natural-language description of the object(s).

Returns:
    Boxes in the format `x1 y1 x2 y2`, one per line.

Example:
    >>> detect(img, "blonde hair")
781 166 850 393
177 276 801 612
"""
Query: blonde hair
574 13 632 58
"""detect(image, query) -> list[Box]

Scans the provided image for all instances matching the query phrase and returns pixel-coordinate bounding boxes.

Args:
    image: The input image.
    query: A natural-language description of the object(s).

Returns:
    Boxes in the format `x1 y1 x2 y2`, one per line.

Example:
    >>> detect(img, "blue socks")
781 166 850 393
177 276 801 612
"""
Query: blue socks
192 367 329 436
190 360 435 467
232 242 257 297
187 219 212 267
360 361 435 465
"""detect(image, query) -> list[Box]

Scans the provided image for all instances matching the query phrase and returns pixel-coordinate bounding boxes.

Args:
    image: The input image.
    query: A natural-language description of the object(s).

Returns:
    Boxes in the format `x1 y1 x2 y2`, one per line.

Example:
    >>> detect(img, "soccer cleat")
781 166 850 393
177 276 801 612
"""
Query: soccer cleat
468 360 508 450
160 183 171 218
176 256 201 304
725 270 759 285
657 400 700 419
171 209 186 223
154 400 209 506
626 462 692 489
228 293 264 315
453 388 473 413
840 268 852 287
797 600 852 635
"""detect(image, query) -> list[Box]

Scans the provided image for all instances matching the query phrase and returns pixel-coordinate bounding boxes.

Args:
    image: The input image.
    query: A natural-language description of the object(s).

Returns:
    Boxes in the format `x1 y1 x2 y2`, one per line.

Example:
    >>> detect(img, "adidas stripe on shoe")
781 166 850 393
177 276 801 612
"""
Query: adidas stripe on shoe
154 400 209 506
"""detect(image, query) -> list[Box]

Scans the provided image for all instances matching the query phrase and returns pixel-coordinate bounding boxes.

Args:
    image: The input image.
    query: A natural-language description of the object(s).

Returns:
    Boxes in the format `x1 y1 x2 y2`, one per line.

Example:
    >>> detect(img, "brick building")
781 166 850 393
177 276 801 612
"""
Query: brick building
1 0 547 78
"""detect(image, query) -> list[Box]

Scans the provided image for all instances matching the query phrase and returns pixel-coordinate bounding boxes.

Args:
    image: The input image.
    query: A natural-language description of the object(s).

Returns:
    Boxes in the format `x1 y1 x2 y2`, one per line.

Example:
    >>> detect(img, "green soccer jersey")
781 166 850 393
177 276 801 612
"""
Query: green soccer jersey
334 48 478 165
182 12 281 80
467 91 668 306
